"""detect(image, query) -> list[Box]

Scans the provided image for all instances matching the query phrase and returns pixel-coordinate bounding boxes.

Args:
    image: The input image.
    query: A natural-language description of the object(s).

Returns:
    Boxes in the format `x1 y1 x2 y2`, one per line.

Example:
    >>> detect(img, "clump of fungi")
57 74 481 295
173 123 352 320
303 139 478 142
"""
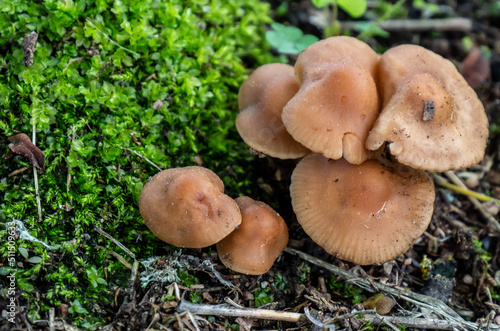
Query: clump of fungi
236 36 488 265
139 36 489 274
139 167 289 275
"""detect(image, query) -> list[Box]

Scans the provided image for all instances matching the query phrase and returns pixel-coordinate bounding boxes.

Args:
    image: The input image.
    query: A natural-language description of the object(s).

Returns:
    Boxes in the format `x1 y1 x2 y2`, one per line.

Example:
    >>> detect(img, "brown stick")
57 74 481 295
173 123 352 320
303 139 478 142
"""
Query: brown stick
339 18 473 32
177 300 304 323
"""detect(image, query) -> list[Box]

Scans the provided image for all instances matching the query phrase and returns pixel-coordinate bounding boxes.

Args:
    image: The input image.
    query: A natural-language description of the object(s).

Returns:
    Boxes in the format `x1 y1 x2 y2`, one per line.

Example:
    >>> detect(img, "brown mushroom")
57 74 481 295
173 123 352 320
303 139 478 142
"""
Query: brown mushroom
290 153 435 265
217 196 289 275
365 44 489 172
236 63 309 159
139 166 241 248
282 36 381 164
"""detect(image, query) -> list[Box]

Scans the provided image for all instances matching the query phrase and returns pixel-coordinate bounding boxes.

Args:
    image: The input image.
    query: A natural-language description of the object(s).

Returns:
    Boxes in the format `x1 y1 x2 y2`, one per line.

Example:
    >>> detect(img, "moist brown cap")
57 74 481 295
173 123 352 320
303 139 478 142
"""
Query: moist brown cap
217 196 289 275
237 63 309 159
282 36 381 164
366 44 489 171
139 167 241 248
290 153 435 265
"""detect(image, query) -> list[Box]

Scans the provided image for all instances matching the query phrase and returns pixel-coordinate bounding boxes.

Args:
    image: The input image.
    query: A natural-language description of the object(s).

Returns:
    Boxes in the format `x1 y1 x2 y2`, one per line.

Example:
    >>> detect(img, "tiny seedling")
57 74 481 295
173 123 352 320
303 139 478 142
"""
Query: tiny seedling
266 22 319 55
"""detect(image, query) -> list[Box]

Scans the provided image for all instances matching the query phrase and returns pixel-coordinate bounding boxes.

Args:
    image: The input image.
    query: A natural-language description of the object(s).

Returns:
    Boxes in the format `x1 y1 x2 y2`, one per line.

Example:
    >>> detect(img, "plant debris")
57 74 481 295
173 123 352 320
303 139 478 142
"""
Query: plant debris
6 133 45 170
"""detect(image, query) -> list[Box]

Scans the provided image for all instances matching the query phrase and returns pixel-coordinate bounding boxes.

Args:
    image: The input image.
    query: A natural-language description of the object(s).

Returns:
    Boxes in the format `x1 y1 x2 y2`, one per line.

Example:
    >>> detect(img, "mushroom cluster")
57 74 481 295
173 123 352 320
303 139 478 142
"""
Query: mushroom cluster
139 166 289 275
236 36 488 265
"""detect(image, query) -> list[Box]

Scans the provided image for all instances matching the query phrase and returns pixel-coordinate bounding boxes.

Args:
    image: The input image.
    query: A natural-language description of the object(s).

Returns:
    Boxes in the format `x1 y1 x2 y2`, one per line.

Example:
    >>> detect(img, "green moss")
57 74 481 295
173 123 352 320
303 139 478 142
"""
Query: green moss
0 0 275 328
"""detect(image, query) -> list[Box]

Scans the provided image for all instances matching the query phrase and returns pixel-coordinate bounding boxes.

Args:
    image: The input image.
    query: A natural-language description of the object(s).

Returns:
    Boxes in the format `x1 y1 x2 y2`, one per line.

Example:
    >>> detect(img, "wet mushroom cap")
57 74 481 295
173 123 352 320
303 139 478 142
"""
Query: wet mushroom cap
139 166 241 248
217 196 289 275
282 36 381 164
365 44 489 172
290 153 435 265
236 63 309 159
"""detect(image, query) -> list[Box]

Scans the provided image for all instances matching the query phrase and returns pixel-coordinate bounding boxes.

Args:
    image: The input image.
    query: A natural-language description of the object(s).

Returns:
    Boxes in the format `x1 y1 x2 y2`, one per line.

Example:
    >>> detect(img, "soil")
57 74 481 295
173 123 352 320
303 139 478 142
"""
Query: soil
8 0 500 330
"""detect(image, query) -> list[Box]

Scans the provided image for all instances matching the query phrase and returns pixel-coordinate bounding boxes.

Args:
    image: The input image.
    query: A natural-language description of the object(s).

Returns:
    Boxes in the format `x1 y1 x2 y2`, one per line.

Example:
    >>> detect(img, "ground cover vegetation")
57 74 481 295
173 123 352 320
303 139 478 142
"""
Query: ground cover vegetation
0 0 275 328
1 0 500 329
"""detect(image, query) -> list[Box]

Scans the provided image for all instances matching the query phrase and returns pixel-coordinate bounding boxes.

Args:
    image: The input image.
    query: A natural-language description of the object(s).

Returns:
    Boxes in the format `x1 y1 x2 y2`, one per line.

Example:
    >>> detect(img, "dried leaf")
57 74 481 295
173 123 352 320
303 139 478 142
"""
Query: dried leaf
460 48 490 89
6 133 45 169
362 293 396 315
22 31 38 67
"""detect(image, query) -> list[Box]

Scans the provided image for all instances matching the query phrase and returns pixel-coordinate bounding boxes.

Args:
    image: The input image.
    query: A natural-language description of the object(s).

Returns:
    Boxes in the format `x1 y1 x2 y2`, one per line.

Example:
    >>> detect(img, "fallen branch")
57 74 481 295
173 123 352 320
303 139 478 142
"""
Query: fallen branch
339 18 473 32
176 299 304 323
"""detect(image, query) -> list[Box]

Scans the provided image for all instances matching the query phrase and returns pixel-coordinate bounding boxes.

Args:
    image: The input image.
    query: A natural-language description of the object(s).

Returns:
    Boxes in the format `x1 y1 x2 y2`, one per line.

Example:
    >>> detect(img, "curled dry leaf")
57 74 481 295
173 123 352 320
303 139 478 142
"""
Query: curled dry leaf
6 133 45 170
460 48 490 89
22 31 38 67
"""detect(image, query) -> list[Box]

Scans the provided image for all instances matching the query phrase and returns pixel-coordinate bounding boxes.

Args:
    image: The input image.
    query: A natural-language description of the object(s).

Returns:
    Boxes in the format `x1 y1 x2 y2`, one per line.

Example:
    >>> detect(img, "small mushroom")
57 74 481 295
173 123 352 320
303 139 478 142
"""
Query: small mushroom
290 153 435 265
365 44 489 172
217 196 289 275
236 63 309 159
139 166 241 248
282 36 381 164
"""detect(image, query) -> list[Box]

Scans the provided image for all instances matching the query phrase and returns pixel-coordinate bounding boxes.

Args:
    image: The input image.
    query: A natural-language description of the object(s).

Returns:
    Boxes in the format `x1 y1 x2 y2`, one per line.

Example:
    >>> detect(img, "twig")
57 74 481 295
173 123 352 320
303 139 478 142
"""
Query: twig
340 17 473 32
443 171 500 233
433 178 500 204
304 305 335 330
176 300 304 323
67 126 75 196
284 247 500 331
96 245 132 270
363 314 470 330
8 166 30 177
49 308 55 331
95 226 136 259
124 147 163 172
85 19 140 57
32 124 42 222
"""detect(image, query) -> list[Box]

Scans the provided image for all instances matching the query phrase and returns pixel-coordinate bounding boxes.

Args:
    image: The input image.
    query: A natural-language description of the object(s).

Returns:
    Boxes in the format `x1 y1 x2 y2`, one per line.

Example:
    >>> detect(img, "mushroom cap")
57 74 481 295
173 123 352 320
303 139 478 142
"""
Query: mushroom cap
217 196 289 275
139 166 242 248
282 36 381 164
290 153 435 265
236 63 309 159
365 44 489 172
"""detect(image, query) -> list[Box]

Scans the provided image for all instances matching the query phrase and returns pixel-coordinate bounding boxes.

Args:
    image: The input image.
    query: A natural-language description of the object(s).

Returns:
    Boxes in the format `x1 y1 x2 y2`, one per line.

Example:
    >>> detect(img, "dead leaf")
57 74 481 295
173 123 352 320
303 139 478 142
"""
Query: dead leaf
22 31 38 67
6 133 45 170
460 48 490 89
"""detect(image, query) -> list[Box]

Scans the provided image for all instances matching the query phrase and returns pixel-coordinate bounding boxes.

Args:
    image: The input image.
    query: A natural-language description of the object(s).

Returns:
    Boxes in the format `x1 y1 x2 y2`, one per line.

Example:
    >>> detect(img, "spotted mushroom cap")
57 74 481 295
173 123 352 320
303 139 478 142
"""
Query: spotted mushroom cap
290 153 435 265
365 44 489 172
139 166 241 248
282 36 381 164
236 63 309 159
216 196 289 275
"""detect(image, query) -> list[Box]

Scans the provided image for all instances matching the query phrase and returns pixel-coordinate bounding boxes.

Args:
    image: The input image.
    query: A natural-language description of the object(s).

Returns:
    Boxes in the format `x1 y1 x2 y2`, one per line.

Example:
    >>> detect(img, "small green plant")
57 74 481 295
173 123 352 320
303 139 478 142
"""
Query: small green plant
327 275 366 304
297 263 311 283
472 238 491 263
312 0 367 37
265 23 319 55
253 287 274 307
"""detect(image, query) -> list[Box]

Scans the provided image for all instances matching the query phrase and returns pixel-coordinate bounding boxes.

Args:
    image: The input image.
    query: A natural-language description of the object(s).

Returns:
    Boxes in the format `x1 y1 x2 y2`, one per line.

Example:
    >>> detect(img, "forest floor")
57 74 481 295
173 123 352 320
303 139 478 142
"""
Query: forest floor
110 1 500 330
3 0 500 330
